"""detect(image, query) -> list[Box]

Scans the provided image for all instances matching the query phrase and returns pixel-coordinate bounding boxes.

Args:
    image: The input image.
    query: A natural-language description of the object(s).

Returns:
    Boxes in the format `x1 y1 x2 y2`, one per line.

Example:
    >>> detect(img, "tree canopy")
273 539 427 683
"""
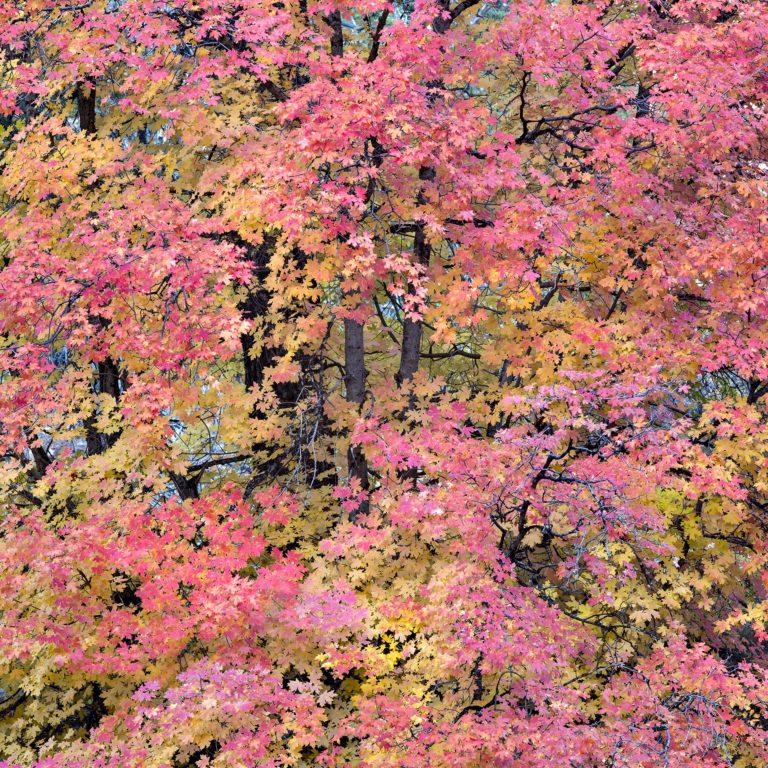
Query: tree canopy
1 1 768 766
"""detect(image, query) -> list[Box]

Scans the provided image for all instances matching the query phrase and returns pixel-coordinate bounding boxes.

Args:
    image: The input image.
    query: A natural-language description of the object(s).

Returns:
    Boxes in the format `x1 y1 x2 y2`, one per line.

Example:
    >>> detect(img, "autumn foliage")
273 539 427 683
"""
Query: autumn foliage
1 0 768 765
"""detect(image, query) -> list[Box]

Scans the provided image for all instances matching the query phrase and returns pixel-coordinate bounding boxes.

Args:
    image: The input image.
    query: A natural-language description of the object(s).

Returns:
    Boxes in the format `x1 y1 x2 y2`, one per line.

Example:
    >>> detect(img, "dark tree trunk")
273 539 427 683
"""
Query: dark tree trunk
344 315 369 518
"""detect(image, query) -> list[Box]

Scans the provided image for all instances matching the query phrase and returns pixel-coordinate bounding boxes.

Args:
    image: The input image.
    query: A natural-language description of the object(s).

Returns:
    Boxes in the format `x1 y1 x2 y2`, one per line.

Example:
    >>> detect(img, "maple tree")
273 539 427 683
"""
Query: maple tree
1 0 768 765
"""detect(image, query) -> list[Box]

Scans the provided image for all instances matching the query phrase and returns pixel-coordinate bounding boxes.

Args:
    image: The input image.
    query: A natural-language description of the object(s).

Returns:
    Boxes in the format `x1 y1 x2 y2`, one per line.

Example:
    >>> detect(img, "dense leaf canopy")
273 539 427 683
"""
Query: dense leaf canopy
1 1 768 766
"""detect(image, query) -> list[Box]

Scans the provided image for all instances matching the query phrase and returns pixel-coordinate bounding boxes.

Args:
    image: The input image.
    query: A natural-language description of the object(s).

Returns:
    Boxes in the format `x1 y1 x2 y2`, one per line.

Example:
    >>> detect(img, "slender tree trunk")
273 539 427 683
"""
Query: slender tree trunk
325 13 370 518
325 10 344 58
76 84 96 135
393 5 478 385
78 85 124 456
396 222 431 386
344 315 369 517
